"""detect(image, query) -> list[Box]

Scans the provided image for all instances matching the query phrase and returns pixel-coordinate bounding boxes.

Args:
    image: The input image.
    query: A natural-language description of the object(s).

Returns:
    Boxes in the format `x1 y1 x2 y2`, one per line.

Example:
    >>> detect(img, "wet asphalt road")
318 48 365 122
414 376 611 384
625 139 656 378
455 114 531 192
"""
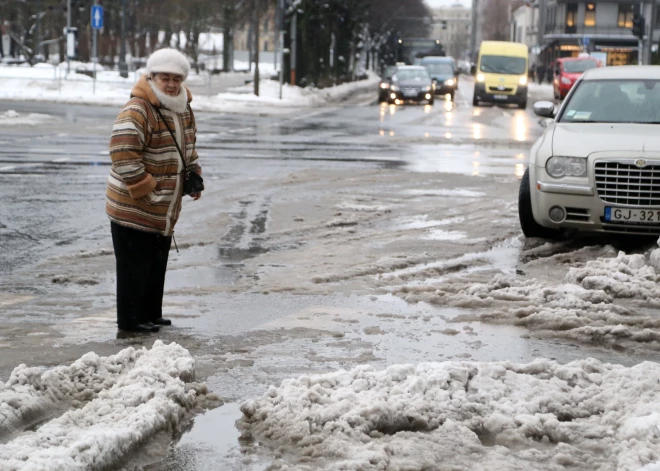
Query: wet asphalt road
0 77 548 279
0 78 569 469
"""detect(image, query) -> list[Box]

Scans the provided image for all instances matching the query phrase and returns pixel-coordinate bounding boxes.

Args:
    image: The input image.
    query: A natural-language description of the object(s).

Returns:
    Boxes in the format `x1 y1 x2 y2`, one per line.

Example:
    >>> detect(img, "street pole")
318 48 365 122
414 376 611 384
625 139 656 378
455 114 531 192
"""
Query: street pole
36 0 41 60
648 0 656 64
253 0 260 96
290 10 297 85
119 0 128 77
92 0 98 94
537 0 546 66
66 0 71 73
470 0 478 59
278 0 284 99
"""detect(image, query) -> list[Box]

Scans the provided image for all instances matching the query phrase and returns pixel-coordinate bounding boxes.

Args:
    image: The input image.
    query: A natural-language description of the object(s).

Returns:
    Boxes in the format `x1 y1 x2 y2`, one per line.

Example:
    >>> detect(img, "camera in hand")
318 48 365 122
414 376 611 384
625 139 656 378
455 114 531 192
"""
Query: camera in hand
183 170 204 195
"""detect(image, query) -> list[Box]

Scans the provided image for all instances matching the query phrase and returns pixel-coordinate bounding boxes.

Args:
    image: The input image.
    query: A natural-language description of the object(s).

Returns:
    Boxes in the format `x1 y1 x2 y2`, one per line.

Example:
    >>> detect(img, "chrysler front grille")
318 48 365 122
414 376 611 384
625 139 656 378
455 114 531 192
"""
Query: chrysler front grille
595 161 660 206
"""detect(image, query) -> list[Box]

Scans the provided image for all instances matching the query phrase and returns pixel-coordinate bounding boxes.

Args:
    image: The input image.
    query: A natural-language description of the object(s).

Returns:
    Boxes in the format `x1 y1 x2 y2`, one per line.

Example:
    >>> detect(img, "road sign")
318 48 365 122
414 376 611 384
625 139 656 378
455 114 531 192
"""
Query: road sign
583 36 590 46
91 5 103 30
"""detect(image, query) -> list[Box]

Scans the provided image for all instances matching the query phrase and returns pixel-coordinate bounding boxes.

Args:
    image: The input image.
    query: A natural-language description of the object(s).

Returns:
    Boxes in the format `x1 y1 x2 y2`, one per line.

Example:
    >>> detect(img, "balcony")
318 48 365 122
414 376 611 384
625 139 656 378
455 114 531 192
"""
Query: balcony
544 24 636 38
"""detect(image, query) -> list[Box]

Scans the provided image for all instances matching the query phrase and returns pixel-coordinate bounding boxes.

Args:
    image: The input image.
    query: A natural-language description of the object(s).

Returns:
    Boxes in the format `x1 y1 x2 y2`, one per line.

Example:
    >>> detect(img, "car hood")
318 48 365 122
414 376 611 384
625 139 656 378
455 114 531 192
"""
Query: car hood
429 74 453 81
562 72 583 80
552 123 660 156
395 79 431 88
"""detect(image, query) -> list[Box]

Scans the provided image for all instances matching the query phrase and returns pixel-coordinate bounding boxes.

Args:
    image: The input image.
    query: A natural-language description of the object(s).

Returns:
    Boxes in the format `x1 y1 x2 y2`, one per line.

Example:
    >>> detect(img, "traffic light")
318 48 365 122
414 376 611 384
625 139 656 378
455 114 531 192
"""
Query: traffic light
632 14 645 39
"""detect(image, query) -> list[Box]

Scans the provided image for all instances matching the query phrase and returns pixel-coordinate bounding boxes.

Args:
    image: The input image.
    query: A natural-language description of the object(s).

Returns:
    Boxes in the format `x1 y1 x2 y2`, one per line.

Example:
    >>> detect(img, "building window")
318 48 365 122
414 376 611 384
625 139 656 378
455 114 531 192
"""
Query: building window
618 4 634 27
584 3 596 26
566 3 577 27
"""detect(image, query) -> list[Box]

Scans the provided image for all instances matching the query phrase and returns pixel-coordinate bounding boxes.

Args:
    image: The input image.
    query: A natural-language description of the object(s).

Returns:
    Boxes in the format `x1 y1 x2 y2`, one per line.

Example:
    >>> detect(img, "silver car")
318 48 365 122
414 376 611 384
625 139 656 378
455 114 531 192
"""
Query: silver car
520 65 660 237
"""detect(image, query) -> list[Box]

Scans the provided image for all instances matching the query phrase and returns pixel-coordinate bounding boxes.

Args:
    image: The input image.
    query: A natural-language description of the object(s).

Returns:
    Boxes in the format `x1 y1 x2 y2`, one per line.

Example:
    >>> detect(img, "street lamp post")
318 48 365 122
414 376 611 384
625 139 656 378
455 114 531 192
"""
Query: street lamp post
119 0 128 78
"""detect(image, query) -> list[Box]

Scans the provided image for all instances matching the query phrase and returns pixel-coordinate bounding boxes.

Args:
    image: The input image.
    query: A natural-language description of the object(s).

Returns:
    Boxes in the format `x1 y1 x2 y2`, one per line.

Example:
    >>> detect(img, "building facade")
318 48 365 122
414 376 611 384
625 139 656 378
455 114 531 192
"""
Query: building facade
432 4 472 59
234 8 278 53
538 0 656 67
510 3 540 64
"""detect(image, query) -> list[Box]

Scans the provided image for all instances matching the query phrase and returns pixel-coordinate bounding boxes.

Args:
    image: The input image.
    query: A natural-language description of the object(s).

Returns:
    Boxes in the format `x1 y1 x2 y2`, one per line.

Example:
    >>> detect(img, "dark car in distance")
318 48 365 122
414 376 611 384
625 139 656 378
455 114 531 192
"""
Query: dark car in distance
421 56 458 100
386 66 435 105
378 66 398 102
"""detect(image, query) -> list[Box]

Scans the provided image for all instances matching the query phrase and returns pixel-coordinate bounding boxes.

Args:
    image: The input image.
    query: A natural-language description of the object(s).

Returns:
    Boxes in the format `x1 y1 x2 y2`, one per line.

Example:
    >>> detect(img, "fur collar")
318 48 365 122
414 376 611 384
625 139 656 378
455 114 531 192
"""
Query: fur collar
149 80 188 113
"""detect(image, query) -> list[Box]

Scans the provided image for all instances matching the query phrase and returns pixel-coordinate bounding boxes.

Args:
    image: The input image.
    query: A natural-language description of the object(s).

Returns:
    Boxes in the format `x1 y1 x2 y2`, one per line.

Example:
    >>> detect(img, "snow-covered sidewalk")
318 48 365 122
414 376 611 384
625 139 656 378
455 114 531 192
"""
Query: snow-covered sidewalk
240 358 660 470
0 62 379 114
0 341 211 470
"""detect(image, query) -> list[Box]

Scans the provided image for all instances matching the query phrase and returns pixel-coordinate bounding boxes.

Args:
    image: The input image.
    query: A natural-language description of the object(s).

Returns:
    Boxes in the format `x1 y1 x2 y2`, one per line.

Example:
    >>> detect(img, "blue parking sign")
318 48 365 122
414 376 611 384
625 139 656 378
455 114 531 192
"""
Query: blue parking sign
91 5 103 29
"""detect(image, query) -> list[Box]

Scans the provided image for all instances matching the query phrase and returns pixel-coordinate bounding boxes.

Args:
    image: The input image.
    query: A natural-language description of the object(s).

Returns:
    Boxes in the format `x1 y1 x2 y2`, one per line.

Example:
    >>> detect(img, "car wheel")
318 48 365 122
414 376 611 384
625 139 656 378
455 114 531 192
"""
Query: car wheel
519 168 561 239
518 100 527 110
449 92 455 102
429 98 435 105
472 96 479 106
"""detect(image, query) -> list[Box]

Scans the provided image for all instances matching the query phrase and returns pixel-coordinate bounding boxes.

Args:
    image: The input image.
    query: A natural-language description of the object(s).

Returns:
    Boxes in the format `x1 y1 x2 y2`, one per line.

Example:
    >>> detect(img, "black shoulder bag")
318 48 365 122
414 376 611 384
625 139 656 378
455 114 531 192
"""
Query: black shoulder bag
155 107 204 196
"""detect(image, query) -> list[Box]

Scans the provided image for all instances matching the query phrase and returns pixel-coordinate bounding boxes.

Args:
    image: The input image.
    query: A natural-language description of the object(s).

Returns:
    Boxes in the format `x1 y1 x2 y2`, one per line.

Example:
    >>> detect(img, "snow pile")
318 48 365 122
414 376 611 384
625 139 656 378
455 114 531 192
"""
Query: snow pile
0 341 200 470
239 359 660 470
0 110 51 126
396 248 660 348
0 62 377 112
207 72 380 108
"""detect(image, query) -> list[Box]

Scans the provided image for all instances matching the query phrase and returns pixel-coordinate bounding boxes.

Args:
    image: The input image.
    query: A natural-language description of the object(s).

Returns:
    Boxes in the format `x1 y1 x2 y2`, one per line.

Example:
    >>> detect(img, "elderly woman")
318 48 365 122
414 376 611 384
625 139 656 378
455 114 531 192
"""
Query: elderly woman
106 48 203 333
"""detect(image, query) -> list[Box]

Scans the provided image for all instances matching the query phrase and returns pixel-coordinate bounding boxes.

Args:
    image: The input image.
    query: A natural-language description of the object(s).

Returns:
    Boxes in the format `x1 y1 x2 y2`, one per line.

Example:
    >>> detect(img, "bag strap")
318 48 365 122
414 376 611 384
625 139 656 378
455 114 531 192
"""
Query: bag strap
154 107 188 173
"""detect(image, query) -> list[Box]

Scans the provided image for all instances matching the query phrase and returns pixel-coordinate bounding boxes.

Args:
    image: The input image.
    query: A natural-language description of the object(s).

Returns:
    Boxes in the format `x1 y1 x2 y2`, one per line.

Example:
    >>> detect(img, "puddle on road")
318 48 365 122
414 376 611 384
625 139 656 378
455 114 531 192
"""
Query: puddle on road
148 403 269 471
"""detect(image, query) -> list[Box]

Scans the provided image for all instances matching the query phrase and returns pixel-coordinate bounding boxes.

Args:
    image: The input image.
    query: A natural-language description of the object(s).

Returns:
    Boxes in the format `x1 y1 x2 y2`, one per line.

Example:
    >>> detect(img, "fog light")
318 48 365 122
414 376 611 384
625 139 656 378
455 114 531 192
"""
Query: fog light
549 206 565 222
390 93 397 99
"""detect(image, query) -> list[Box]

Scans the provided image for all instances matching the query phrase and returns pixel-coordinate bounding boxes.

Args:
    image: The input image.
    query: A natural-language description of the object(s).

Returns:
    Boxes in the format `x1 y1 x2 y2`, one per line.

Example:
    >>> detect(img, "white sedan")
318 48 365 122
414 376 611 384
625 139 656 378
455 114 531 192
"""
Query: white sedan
520 65 660 238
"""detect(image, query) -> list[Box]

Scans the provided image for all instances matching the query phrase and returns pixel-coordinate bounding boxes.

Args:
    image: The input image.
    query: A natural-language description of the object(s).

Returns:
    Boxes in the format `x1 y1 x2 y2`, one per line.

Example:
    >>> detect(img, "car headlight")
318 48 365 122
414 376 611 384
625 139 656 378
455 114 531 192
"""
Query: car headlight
519 75 527 86
444 78 455 86
422 85 432 92
545 156 587 178
380 83 390 89
561 76 572 85
390 84 400 92
476 73 485 82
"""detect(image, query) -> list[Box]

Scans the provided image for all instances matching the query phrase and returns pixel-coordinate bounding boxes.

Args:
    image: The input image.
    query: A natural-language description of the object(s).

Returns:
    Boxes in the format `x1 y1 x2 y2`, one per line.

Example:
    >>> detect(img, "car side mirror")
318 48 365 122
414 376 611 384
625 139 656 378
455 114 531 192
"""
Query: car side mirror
533 101 556 118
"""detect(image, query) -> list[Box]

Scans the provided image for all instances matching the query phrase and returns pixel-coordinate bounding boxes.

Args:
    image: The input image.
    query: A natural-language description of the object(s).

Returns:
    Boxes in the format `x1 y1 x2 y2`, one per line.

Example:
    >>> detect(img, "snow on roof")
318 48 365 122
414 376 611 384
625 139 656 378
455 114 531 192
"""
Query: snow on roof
239 357 660 469
0 341 199 469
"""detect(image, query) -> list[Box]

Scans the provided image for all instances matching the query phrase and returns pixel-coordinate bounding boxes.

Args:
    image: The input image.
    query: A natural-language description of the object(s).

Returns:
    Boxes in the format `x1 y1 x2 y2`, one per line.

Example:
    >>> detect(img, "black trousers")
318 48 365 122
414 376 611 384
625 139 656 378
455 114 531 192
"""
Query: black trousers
111 222 172 328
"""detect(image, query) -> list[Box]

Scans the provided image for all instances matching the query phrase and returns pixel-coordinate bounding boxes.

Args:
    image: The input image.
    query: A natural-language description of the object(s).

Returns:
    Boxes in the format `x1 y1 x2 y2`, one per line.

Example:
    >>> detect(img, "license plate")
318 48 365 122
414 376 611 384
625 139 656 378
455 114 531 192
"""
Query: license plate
404 90 418 97
605 207 660 223
493 94 508 100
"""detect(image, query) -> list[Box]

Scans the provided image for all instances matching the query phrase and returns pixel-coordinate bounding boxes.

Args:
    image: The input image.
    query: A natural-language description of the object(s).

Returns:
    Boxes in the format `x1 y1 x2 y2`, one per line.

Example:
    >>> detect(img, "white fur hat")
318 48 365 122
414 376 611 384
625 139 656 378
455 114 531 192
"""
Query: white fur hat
147 48 190 81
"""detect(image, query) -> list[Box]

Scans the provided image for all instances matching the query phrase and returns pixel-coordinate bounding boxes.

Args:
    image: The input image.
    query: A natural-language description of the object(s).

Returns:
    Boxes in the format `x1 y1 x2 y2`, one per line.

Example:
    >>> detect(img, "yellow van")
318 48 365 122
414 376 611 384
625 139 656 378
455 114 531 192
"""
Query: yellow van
473 41 529 109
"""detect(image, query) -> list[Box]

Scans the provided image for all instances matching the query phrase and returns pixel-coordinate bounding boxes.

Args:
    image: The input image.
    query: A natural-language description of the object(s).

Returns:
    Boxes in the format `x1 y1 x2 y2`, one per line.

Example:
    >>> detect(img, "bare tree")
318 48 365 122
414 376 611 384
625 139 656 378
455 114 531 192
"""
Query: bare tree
480 0 511 41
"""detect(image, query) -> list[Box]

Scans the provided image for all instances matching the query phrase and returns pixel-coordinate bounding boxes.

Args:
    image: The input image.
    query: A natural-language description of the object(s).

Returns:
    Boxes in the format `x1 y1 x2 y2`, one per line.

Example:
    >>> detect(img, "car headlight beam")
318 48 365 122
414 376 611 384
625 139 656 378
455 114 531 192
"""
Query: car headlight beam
444 78 455 86
476 73 485 83
545 156 587 178
390 84 400 92
519 75 527 86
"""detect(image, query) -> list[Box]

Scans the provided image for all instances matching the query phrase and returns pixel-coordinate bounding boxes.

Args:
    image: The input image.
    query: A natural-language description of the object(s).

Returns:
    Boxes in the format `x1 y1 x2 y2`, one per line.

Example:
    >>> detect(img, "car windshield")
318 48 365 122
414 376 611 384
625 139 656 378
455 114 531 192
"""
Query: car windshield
480 55 526 75
563 60 598 73
423 63 454 75
394 69 430 81
383 66 396 79
559 79 660 124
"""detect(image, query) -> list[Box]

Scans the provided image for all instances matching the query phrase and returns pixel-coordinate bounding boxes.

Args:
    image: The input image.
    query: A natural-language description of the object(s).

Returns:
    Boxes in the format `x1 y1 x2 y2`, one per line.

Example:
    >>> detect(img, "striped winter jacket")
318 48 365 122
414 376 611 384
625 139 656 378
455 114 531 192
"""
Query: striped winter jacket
106 75 201 235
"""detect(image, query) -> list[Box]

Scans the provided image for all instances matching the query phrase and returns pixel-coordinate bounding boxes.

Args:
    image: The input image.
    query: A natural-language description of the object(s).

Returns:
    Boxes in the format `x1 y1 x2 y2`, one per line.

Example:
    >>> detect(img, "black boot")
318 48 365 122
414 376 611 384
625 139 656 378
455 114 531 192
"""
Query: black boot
119 322 160 333
152 318 172 326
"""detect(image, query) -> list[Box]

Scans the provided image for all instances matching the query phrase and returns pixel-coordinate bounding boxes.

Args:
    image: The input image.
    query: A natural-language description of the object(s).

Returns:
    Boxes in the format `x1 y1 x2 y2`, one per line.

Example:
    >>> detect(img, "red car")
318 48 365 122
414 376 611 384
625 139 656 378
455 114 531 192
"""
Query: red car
553 57 600 100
